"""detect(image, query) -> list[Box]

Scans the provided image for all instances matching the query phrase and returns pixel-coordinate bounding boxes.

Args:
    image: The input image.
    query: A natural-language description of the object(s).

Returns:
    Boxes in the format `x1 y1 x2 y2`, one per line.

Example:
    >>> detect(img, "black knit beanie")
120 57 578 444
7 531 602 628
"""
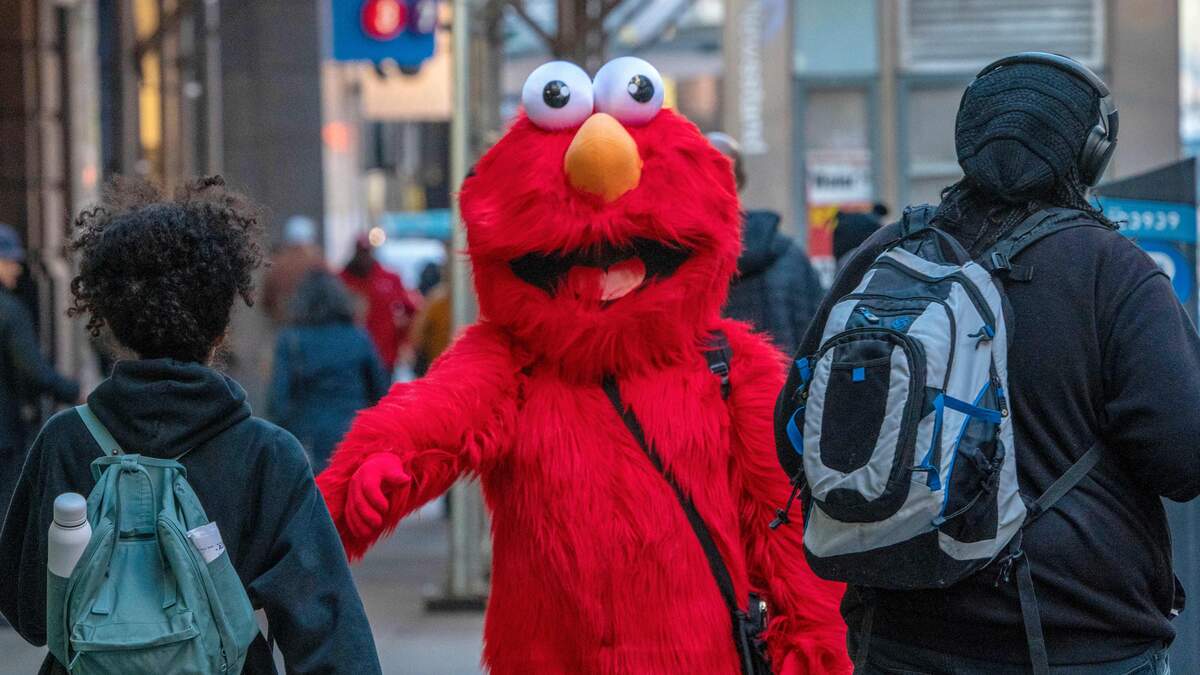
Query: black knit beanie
955 62 1100 201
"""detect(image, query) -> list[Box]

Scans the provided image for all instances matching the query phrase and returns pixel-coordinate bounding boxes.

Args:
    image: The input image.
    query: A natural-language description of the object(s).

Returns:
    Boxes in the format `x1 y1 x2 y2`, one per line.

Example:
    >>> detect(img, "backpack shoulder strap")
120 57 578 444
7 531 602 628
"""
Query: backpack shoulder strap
76 404 124 457
1000 442 1104 675
1024 442 1103 526
703 329 733 400
899 204 936 237
983 208 1114 282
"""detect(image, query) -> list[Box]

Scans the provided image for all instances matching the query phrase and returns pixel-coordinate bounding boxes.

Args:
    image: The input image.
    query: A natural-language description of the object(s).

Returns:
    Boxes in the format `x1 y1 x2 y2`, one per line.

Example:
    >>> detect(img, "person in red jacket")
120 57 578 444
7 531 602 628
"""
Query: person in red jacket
339 235 416 373
318 58 848 674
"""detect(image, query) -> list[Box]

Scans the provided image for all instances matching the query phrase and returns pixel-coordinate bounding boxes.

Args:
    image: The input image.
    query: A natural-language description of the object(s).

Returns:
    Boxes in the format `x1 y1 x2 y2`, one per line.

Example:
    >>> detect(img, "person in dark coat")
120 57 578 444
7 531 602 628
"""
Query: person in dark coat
267 269 391 473
0 223 79 518
776 54 1193 673
832 210 882 274
0 177 382 674
708 132 825 354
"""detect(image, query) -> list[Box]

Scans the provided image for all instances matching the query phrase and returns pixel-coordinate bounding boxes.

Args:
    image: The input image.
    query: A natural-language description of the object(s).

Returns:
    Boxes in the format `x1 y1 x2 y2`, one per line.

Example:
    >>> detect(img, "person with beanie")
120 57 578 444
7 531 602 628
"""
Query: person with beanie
832 211 882 274
710 131 826 354
0 223 79 517
777 53 1195 673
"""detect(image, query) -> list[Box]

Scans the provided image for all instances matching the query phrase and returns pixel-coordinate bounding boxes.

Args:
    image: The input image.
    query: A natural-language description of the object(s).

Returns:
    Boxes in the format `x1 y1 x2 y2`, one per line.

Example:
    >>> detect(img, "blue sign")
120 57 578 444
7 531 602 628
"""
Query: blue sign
1138 241 1194 304
1095 197 1198 243
380 209 451 239
330 0 435 66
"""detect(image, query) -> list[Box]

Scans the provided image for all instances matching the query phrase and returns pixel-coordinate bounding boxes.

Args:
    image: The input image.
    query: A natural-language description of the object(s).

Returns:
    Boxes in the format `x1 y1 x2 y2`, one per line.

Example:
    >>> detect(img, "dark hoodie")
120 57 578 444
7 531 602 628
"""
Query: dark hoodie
725 210 825 354
0 359 382 675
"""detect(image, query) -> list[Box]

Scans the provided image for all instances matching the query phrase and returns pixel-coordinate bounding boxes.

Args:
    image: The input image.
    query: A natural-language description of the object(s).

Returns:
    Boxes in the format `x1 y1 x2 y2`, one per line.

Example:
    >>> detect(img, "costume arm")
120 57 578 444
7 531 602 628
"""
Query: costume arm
721 320 851 675
316 322 520 560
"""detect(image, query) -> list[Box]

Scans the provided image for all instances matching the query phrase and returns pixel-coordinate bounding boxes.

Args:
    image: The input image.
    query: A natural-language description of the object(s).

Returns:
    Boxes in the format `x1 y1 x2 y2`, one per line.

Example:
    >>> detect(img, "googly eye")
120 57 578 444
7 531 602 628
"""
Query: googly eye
521 61 594 131
592 57 665 126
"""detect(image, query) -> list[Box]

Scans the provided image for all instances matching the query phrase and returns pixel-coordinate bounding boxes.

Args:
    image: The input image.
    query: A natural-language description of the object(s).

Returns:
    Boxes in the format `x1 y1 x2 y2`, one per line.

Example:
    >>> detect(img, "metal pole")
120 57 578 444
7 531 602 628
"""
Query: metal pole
426 0 487 612
202 0 223 174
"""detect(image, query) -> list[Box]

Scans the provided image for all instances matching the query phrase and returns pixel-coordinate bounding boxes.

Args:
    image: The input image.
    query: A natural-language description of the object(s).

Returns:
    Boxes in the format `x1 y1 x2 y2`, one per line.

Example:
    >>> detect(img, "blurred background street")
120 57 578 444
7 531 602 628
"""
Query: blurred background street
0 507 486 675
4 0 1200 672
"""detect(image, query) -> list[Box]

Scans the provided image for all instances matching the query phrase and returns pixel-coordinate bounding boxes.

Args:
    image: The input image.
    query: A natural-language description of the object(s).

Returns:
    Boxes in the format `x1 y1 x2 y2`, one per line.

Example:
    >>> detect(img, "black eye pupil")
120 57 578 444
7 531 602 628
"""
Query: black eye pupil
627 75 654 103
543 81 570 109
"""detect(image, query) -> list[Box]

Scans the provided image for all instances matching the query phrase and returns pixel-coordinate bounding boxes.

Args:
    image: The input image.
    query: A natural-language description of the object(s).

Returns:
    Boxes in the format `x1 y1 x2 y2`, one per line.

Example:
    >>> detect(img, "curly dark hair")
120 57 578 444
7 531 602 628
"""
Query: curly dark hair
69 176 265 363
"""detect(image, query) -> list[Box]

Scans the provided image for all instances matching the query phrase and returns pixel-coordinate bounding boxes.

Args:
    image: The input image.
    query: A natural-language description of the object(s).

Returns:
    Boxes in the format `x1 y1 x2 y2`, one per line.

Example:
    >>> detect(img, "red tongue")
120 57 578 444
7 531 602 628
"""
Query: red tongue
565 258 647 302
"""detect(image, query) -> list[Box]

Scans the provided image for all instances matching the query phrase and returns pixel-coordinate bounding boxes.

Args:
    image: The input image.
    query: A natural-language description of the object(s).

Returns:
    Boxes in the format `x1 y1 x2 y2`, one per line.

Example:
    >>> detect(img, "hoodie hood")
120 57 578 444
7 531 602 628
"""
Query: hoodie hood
87 359 252 458
736 210 789 278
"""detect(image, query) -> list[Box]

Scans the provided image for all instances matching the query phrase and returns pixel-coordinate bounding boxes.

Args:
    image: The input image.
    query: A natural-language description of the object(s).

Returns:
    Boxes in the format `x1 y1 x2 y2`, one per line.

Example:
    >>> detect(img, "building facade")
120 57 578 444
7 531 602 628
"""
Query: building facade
1 0 325 406
792 0 1179 272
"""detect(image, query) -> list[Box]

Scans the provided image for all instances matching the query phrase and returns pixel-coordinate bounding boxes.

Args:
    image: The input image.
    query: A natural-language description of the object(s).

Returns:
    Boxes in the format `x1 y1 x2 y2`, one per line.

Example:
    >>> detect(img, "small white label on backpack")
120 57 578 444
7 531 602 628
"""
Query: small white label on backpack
186 522 226 563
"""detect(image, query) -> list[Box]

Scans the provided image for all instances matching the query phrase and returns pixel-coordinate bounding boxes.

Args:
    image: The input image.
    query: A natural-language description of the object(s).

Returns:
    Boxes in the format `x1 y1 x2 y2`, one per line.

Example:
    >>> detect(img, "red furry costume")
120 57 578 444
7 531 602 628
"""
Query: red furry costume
317 59 849 674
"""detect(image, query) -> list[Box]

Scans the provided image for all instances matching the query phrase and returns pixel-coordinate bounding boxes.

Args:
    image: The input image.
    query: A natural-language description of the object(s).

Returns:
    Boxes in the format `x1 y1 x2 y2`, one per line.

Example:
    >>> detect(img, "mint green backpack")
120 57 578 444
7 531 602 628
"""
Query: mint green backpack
46 405 259 674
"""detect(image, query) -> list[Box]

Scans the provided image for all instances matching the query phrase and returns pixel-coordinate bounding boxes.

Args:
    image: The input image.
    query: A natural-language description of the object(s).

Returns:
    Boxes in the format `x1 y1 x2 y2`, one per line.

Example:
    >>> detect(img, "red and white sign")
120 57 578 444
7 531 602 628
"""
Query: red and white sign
361 0 407 41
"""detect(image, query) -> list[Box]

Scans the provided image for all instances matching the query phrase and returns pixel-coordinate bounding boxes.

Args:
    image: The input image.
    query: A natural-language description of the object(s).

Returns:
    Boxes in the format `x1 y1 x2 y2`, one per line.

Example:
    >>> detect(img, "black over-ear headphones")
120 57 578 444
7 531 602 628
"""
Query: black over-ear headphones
973 52 1119 187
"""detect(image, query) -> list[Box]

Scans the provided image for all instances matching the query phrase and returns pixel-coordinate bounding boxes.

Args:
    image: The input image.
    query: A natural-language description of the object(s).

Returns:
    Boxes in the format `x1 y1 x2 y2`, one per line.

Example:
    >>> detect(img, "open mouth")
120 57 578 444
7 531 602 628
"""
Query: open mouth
510 238 690 303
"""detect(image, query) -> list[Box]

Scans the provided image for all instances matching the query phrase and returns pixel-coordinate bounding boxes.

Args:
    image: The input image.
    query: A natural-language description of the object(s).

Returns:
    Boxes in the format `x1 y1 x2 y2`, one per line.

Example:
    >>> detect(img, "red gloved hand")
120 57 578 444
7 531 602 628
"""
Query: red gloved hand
344 453 412 542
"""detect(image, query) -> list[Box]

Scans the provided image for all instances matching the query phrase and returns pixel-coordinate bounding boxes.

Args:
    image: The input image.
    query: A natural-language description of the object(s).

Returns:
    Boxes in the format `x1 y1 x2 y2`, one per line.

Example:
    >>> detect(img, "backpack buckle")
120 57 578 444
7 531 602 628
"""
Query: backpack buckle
990 251 1011 271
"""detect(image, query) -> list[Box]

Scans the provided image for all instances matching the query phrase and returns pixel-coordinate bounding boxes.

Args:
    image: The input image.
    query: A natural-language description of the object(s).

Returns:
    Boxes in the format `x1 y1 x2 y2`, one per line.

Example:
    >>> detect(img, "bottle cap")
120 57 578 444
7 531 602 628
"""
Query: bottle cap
53 493 88 528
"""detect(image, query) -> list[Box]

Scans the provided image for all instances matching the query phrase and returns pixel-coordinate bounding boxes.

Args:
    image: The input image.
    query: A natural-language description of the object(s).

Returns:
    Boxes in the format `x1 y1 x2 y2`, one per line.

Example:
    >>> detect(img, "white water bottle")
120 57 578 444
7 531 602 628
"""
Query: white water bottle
47 493 91 578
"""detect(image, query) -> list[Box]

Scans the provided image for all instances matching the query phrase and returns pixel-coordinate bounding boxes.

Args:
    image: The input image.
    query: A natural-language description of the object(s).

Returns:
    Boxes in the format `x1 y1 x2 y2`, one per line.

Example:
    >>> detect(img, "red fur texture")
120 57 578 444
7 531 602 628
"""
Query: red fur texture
317 107 849 673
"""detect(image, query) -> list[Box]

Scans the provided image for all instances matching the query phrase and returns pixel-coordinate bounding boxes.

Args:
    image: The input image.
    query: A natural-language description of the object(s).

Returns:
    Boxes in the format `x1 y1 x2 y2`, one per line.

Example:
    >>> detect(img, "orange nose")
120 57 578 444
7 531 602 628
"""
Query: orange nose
564 113 642 202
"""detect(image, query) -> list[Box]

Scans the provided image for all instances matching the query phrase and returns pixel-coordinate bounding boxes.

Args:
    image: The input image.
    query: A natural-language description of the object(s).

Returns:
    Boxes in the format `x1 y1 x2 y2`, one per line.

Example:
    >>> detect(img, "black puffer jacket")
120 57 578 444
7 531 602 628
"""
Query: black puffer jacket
725 210 826 354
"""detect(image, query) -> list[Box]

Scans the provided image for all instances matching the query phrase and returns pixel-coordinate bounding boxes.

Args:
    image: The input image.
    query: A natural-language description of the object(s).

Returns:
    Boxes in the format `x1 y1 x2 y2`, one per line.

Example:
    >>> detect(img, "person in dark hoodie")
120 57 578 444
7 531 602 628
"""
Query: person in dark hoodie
0 176 382 674
0 224 80 517
776 54 1196 673
709 132 825 354
267 268 391 473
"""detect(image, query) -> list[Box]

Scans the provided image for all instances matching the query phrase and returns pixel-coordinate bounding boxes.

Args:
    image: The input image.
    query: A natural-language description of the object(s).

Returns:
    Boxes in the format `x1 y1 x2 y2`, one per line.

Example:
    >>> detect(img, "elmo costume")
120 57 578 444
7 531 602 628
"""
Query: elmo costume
317 58 849 674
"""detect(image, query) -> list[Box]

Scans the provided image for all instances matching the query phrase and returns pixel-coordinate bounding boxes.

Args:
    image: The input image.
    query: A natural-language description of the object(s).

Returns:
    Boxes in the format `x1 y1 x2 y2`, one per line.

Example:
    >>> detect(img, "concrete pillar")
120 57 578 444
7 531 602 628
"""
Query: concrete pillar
722 0 795 231
1107 0 1179 178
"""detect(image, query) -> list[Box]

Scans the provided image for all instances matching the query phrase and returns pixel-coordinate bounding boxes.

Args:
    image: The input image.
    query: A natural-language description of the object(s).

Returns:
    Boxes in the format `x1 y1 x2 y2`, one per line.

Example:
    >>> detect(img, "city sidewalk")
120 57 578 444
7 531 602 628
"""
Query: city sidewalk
0 509 485 674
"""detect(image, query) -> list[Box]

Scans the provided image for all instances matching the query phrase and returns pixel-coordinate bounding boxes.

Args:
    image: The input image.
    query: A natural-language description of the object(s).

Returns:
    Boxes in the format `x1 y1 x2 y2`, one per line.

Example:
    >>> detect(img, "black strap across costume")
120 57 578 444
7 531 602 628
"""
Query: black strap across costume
602 330 770 675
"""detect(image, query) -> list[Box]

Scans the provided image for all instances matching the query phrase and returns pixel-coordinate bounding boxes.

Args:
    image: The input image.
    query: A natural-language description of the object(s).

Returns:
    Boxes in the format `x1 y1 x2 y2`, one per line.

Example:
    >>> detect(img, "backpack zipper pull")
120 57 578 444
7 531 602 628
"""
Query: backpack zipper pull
857 307 881 324
992 375 1009 418
770 477 806 529
969 324 995 346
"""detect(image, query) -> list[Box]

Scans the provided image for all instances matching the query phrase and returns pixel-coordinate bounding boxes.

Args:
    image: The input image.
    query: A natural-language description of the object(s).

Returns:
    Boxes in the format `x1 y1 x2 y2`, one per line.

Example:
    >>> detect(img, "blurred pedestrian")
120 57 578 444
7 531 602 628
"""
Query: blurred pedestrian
832 210 882 274
267 269 390 472
0 177 382 674
0 223 79 518
410 281 451 378
340 233 416 373
778 53 1190 674
417 259 442 297
709 131 825 354
260 215 325 325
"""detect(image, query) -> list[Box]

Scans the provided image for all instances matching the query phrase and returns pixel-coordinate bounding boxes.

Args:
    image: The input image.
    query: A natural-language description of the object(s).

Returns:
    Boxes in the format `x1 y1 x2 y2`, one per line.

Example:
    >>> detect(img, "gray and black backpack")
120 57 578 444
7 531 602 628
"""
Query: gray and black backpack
776 205 1110 674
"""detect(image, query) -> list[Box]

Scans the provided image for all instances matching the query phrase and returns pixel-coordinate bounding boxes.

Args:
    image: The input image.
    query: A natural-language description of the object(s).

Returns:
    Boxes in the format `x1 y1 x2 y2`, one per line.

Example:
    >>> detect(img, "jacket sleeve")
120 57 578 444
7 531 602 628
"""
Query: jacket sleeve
3 299 79 403
1100 254 1200 501
0 430 50 646
246 431 383 675
721 321 851 674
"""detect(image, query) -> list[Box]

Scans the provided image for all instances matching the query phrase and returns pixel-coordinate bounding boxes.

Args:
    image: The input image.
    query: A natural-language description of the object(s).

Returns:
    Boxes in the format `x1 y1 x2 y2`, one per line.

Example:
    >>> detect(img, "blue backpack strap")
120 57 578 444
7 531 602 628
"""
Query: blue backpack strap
76 404 124 457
